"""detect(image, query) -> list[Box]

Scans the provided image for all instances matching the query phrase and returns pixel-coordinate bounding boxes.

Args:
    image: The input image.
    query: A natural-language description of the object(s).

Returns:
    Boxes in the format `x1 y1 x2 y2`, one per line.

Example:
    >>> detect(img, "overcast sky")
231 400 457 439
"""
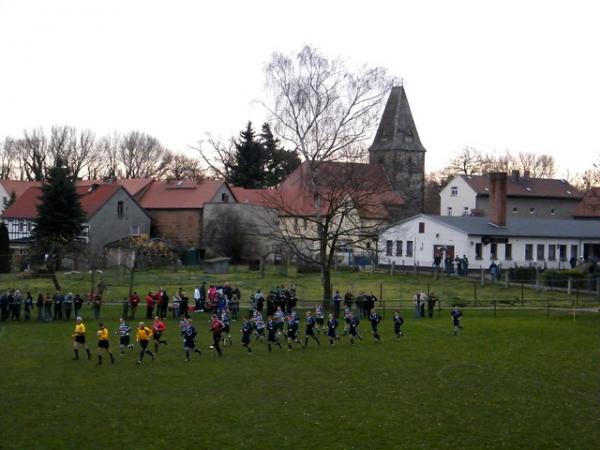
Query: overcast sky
1 0 598 177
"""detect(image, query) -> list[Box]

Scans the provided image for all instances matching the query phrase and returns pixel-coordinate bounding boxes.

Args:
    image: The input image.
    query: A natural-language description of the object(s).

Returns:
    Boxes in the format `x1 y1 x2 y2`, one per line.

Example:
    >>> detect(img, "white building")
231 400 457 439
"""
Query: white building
379 214 600 270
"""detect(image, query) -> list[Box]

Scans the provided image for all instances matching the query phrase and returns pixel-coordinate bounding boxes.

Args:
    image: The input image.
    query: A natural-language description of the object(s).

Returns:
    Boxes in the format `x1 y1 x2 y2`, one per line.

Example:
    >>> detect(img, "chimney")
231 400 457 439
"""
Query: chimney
511 170 520 182
489 172 507 227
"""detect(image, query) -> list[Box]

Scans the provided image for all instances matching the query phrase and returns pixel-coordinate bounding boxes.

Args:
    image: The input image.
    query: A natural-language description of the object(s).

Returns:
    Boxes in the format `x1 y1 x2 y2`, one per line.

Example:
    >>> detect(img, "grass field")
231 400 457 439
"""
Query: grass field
1 304 599 450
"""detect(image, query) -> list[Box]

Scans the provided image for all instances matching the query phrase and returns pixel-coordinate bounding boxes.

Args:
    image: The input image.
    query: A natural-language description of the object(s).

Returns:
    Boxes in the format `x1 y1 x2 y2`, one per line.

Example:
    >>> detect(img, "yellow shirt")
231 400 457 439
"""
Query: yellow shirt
74 323 86 336
137 327 153 341
98 328 109 341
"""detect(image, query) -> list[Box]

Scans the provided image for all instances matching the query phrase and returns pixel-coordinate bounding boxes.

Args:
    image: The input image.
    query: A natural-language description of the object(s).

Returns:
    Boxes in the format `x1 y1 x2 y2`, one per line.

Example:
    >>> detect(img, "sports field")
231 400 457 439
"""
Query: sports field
1 304 598 450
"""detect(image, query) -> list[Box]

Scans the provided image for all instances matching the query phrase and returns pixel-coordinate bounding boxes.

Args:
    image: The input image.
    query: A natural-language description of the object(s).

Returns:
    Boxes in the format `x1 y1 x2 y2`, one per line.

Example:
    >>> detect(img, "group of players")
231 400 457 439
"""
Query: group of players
71 304 464 364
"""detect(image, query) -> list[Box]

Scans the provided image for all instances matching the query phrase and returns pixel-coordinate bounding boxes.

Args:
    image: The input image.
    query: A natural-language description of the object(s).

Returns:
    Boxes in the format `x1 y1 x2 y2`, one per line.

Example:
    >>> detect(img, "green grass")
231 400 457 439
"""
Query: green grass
1 306 599 449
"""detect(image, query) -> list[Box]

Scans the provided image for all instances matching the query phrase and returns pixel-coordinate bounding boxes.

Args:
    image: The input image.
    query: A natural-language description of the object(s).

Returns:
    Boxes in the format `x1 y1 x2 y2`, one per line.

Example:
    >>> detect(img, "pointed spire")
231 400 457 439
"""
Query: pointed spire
369 85 426 153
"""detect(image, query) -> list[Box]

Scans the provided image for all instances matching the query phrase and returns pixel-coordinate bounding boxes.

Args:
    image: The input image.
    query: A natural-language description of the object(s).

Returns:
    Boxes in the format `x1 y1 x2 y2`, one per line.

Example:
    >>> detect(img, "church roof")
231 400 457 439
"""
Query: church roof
369 85 426 153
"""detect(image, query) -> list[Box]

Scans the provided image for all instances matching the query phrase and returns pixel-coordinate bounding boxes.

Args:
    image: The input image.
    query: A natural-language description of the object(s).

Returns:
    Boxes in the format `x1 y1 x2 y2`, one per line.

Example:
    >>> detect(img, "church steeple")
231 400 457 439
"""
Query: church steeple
369 85 426 216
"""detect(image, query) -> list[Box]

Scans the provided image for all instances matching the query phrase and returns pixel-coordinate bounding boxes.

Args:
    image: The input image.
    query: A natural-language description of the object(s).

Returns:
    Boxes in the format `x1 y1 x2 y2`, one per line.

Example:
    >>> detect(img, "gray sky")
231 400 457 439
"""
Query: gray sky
1 0 598 176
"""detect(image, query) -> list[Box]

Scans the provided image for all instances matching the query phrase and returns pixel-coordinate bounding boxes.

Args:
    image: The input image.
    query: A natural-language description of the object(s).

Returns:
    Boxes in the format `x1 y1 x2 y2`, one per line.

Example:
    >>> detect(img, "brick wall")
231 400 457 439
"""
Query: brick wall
147 209 202 248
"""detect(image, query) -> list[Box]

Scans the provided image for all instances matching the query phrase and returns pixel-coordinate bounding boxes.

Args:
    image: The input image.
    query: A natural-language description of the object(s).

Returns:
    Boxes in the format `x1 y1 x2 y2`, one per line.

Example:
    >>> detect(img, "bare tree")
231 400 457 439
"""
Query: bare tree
118 131 171 179
47 126 98 180
444 147 483 176
261 46 393 300
196 135 236 180
0 137 17 179
166 152 204 180
16 128 48 181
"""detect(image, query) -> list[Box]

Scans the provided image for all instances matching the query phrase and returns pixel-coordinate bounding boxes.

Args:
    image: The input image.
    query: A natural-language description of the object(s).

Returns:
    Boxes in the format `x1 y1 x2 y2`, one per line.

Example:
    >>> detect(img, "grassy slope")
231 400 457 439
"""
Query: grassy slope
1 308 598 450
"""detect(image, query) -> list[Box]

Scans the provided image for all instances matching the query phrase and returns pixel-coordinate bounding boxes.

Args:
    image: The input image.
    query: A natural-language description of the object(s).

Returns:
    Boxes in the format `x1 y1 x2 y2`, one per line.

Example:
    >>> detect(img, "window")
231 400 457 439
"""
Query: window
451 186 458 196
366 242 371 250
536 244 545 261
504 243 512 260
559 245 567 260
293 217 299 232
447 207 453 216
130 224 140 236
463 206 469 216
418 222 425 233
550 208 557 215
395 240 403 256
548 245 556 261
490 243 497 260
386 240 393 256
303 218 307 230
406 241 413 257
525 244 533 261
117 201 124 218
571 245 578 259
221 193 229 203
512 207 518 213
529 207 535 214
475 243 482 259
18 221 24 232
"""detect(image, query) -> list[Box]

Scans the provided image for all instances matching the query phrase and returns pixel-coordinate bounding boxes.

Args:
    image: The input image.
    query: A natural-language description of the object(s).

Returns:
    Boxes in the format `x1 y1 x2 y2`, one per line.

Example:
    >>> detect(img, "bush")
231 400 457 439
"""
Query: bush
508 266 537 283
543 269 586 288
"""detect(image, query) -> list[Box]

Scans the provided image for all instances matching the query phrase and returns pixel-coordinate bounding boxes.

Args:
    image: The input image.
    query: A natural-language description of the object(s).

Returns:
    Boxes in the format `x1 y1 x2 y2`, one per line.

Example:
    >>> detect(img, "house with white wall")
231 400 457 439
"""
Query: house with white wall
440 172 582 219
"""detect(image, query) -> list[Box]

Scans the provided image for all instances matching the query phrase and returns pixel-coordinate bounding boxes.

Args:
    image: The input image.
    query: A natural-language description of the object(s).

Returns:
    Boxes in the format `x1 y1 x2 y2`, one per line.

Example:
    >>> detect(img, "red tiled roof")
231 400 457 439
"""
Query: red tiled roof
76 178 153 198
574 187 600 218
2 184 122 220
0 180 42 197
137 179 227 209
459 174 582 199
230 187 275 207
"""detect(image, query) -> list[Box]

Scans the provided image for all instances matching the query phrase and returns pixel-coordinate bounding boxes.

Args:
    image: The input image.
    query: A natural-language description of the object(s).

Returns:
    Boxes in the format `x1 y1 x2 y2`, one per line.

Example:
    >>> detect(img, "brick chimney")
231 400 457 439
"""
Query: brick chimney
489 172 508 227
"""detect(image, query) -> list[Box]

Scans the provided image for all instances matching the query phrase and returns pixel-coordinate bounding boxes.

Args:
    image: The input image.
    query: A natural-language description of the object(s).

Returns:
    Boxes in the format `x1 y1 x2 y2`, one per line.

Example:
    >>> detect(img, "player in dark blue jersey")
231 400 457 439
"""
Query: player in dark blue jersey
326 313 338 346
348 314 361 345
241 317 253 354
451 306 463 335
286 314 299 351
303 311 320 348
369 309 382 342
183 318 202 361
393 311 404 340
267 316 282 352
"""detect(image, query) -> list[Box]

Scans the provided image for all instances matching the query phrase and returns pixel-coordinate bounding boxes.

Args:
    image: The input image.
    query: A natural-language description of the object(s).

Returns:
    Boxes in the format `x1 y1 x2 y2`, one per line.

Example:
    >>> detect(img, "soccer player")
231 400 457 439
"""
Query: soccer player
451 306 463 336
117 318 134 354
273 306 285 338
368 309 382 342
286 313 299 351
326 313 338 346
183 318 202 361
343 306 352 336
348 313 361 345
136 322 155 364
210 315 224 356
303 311 320 348
72 317 91 360
240 317 253 354
96 323 115 365
393 311 404 340
266 316 282 352
220 309 232 346
315 304 325 335
152 316 168 352
253 312 266 343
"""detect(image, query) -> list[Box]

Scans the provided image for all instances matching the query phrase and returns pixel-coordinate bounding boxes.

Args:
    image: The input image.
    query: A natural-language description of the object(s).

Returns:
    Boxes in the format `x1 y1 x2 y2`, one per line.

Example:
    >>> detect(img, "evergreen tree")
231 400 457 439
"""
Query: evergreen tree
261 123 301 187
3 190 16 210
229 122 266 189
33 157 86 289
0 222 11 273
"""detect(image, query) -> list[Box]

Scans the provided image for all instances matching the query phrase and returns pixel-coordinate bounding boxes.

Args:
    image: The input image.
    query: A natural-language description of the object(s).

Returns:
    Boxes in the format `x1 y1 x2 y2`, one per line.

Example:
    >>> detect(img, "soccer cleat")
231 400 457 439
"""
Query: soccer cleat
137 360 142 364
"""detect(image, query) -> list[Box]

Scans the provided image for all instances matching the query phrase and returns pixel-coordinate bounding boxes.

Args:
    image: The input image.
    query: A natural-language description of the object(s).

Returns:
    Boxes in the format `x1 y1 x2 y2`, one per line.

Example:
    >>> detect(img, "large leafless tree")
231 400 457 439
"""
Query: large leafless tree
261 45 393 301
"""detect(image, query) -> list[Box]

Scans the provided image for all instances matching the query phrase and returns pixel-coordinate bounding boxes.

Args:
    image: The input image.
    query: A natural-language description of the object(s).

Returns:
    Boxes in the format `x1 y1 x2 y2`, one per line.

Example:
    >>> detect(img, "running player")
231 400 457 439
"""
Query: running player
96 323 115 365
348 313 360 345
152 316 168 353
266 316 282 352
117 318 134 354
343 306 352 336
451 306 463 335
72 316 91 360
221 309 232 346
315 304 325 335
253 312 266 343
240 317 253 354
326 313 338 346
209 314 224 356
303 311 320 348
183 318 202 361
273 306 285 338
136 321 155 364
393 311 404 340
368 309 382 342
286 313 299 351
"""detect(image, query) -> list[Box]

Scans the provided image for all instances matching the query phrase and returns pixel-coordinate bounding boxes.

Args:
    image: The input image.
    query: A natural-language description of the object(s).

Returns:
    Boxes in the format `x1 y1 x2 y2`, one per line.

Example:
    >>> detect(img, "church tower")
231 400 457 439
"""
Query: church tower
369 85 426 216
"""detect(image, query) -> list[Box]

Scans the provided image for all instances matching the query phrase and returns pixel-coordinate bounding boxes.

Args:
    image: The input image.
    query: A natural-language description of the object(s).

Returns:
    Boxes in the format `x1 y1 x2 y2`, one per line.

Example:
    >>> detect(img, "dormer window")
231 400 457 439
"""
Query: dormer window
529 207 535 214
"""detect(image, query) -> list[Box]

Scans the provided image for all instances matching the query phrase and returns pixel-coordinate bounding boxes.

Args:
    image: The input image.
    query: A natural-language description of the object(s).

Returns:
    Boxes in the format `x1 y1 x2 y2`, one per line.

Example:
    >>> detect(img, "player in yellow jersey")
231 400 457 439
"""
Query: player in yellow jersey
96 323 115 365
72 316 91 360
136 322 155 364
